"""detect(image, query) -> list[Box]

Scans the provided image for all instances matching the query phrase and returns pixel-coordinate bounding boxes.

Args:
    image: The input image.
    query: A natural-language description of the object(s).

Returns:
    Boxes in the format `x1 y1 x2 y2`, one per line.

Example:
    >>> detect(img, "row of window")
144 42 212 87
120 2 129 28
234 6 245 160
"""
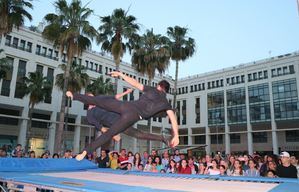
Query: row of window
192 130 299 144
5 35 32 52
177 65 295 95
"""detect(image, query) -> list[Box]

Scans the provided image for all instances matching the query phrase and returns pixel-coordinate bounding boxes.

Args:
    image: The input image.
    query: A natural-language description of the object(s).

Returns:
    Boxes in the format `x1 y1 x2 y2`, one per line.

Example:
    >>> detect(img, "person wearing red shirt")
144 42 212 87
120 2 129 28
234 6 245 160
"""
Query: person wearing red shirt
178 159 192 174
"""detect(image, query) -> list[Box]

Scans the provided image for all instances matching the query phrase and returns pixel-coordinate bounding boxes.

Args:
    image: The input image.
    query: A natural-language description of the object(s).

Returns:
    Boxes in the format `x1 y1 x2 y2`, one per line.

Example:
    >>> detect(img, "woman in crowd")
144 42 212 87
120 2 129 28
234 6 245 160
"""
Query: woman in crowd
244 159 260 177
205 159 220 175
154 156 163 172
166 159 177 174
230 159 243 176
178 159 191 174
144 155 153 172
133 152 142 170
109 152 119 169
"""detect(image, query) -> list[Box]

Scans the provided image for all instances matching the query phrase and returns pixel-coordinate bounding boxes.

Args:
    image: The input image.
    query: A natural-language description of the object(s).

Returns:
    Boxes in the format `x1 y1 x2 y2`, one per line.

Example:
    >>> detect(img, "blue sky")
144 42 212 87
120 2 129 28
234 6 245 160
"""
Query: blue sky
26 0 299 78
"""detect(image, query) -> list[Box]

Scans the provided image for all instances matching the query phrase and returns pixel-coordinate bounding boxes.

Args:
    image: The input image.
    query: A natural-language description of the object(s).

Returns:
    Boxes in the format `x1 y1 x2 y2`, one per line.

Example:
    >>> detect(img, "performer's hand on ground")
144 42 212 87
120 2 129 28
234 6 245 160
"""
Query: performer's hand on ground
66 91 73 100
169 135 179 148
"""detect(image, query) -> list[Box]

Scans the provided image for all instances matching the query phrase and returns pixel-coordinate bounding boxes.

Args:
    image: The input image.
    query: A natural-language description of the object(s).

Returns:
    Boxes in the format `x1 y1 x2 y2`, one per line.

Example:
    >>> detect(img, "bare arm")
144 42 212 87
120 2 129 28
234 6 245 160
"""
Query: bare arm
115 88 133 100
167 109 179 148
110 71 144 91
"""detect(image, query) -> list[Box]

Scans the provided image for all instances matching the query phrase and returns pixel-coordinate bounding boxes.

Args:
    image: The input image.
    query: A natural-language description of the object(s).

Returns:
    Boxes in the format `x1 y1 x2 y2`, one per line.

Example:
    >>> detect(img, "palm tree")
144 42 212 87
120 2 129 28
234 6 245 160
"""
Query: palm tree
55 60 89 148
0 0 33 36
0 49 11 80
131 29 171 151
21 71 52 151
55 61 90 93
97 8 139 93
42 0 97 153
86 76 114 95
167 26 196 109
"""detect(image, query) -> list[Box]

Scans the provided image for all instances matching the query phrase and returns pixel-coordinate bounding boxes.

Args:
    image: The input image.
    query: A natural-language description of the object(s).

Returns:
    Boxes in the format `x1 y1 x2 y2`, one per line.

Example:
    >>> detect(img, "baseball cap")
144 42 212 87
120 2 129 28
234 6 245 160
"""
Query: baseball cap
280 151 290 158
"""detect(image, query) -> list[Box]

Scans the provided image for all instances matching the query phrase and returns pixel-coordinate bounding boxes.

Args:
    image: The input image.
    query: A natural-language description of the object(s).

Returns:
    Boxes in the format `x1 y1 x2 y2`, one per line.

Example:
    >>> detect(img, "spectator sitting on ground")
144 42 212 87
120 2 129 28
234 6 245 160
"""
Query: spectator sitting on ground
41 152 49 159
137 164 144 171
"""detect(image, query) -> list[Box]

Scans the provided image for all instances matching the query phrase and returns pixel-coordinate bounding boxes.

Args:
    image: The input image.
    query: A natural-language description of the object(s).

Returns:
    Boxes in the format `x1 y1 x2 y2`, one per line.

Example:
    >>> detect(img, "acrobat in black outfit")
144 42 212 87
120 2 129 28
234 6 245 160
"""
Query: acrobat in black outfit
67 71 179 160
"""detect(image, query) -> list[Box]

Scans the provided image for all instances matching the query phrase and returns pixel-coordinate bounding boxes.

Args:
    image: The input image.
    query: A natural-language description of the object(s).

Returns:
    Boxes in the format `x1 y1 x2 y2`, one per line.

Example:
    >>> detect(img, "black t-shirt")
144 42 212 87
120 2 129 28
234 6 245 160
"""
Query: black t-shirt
96 156 109 168
276 164 298 178
132 86 172 119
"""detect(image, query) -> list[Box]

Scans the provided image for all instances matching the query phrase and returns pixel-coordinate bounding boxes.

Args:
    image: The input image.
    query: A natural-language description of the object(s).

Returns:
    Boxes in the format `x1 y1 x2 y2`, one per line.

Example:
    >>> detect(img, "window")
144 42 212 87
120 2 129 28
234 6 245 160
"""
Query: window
12 37 18 48
195 97 200 123
253 132 267 143
5 35 11 45
289 65 295 74
211 135 223 144
36 65 43 73
26 42 32 52
285 130 299 142
194 135 205 144
36 45 41 54
41 47 47 56
20 40 26 50
230 134 241 144
48 49 53 58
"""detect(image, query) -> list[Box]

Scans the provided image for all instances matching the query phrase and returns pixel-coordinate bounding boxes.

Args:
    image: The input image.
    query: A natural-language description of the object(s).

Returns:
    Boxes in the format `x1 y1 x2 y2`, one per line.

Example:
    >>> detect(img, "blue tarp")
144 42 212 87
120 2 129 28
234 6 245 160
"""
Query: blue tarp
0 158 97 172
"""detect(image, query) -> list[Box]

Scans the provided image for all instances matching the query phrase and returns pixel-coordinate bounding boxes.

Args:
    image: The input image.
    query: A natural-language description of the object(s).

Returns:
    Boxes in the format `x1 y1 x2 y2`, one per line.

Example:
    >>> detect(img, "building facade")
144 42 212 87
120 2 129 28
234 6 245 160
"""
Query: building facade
0 27 298 156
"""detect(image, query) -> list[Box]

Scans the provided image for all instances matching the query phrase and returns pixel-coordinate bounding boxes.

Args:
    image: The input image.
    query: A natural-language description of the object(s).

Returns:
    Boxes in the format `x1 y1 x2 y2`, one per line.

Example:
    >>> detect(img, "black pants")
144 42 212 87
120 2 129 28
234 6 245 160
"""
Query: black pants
74 94 141 153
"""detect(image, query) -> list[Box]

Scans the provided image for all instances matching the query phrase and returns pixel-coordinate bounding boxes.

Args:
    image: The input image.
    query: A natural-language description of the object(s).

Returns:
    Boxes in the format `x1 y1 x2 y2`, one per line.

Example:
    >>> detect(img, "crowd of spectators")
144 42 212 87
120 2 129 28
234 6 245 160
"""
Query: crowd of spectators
0 144 298 179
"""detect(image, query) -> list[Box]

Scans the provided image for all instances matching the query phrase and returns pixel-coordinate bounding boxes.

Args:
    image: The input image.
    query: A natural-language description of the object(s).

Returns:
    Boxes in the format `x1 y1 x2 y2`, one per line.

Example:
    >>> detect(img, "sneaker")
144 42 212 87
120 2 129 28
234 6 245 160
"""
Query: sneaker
75 150 87 161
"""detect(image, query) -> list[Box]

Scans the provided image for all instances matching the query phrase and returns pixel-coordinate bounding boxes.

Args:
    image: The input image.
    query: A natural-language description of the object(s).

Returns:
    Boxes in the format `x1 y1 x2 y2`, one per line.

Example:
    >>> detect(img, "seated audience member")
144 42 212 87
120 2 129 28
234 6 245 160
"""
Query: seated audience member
144 156 153 172
137 164 144 171
219 165 227 176
198 163 206 175
52 153 60 158
63 149 73 159
166 159 177 174
290 155 299 178
205 159 220 175
178 159 191 174
151 162 159 173
244 159 260 177
29 151 36 158
12 144 23 157
276 151 298 178
109 152 119 169
188 157 199 174
97 149 109 168
230 160 244 176
154 156 163 172
266 170 277 178
0 148 7 157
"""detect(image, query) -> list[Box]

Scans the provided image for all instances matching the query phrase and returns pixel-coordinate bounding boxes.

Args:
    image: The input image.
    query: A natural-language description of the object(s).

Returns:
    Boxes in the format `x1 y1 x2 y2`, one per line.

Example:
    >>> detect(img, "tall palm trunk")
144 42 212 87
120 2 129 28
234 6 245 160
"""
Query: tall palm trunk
26 103 34 152
146 79 152 152
172 60 179 109
54 54 72 154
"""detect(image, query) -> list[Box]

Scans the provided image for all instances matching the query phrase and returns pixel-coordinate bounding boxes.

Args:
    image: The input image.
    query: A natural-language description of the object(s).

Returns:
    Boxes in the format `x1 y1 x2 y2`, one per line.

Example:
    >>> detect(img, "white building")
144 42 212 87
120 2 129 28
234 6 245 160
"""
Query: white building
0 27 299 156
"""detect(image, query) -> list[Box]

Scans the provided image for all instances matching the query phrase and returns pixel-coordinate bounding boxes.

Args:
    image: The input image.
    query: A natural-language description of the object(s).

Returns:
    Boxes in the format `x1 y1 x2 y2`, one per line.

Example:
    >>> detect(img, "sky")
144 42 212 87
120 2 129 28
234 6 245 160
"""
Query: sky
25 0 299 79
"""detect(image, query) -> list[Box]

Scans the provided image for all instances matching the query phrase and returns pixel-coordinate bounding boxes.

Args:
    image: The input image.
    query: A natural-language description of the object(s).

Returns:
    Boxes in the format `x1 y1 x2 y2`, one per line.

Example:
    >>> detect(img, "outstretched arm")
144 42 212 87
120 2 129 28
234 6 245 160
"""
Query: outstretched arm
167 109 179 148
110 71 144 91
115 88 133 100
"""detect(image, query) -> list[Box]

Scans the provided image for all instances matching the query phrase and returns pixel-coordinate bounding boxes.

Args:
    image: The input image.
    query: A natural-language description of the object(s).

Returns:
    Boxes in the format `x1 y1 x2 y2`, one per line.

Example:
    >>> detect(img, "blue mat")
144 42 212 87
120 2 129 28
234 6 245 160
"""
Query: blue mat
0 158 97 172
